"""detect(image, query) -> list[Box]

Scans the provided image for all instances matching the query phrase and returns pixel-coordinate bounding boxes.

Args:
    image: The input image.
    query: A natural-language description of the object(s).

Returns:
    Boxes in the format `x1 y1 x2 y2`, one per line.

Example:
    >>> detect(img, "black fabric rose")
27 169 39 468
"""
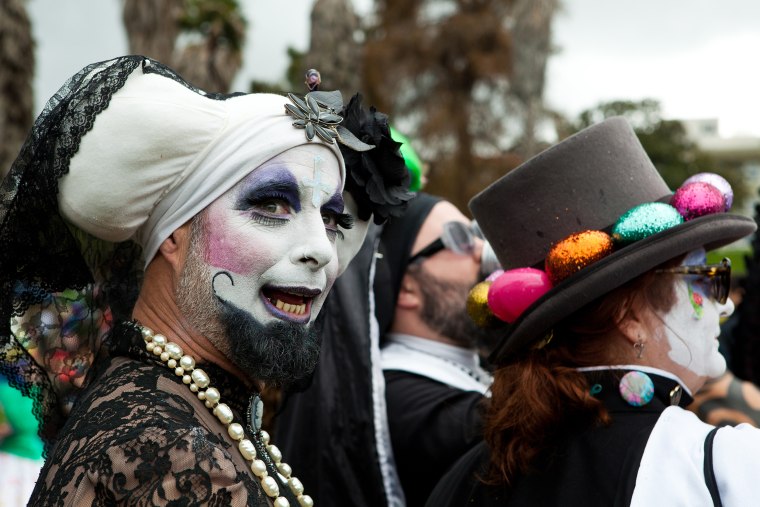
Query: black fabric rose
339 94 414 224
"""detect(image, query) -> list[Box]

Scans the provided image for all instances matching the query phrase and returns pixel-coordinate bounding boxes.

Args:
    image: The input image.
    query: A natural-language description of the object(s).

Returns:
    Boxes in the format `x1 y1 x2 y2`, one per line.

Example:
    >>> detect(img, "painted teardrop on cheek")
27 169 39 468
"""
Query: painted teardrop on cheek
203 200 277 276
687 282 704 320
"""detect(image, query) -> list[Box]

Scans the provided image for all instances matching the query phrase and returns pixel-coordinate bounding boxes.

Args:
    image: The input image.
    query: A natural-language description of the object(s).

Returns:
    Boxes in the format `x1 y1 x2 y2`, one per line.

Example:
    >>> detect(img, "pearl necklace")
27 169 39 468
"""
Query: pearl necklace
139 325 313 507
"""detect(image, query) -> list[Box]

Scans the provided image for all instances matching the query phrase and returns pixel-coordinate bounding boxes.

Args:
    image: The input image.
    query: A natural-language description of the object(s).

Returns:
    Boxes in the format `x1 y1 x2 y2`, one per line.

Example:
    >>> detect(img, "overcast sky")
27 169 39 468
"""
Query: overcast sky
28 0 760 137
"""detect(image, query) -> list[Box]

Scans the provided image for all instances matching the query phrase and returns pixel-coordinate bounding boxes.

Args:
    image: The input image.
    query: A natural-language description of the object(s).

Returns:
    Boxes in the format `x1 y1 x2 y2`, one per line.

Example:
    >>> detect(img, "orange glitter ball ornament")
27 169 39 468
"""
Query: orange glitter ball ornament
545 230 614 285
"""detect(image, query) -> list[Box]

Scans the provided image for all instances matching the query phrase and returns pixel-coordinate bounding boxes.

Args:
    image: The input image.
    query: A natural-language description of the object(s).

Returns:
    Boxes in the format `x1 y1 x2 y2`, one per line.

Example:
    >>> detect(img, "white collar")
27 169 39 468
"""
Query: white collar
381 333 492 394
385 333 484 373
576 364 693 397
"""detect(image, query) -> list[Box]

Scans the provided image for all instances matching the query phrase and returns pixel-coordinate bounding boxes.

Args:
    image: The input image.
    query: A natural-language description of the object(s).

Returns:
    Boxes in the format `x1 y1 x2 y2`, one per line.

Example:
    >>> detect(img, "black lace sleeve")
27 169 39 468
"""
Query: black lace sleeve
0 57 143 454
29 357 269 506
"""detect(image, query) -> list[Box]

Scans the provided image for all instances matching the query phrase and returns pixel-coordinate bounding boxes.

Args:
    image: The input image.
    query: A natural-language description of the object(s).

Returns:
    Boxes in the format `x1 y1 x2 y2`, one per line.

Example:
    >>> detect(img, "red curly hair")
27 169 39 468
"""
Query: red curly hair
484 259 682 484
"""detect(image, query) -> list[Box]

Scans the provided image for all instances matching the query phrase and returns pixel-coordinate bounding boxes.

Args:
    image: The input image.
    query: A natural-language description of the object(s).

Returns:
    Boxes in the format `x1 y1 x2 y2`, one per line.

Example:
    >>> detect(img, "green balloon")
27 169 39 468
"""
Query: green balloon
390 127 423 192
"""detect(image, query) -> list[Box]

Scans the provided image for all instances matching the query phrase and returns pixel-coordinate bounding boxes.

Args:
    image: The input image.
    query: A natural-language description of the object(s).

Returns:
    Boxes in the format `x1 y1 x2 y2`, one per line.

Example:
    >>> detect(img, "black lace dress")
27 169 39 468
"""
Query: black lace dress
28 323 279 506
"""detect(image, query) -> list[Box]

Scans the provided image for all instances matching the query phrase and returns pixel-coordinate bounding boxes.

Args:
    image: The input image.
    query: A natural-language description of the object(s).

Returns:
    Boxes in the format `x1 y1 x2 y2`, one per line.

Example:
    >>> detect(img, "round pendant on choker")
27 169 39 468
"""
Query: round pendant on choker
140 324 314 507
618 370 654 407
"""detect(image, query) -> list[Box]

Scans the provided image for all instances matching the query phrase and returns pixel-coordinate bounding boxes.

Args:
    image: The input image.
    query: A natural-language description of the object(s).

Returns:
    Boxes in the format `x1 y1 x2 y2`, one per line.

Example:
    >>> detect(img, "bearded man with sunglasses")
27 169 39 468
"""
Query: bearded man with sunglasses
374 192 500 507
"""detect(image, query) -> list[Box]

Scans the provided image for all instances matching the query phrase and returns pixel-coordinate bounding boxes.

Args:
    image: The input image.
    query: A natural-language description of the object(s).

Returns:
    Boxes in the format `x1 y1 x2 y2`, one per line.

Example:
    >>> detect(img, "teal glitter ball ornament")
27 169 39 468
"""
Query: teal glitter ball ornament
612 202 684 245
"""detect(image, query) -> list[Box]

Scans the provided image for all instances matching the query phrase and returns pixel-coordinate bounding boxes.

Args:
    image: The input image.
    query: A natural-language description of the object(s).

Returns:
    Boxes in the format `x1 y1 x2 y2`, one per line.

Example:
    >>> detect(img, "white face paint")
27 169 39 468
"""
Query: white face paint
201 144 345 326
336 192 371 275
659 249 731 379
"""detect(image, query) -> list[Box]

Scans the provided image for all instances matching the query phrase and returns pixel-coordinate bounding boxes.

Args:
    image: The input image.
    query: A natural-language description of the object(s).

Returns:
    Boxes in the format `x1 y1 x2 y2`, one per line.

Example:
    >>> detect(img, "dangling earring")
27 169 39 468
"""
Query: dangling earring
634 340 645 359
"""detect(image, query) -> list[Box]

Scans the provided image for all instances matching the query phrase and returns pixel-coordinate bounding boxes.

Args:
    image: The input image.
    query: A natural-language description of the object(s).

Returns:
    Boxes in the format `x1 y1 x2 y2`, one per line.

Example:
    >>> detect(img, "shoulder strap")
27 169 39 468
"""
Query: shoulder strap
703 426 723 507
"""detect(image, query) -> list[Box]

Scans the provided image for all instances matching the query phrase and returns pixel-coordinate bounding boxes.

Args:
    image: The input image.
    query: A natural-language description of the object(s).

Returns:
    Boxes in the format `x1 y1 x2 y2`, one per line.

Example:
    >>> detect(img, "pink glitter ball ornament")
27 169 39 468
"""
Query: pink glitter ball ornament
487 268 552 324
683 172 733 211
670 181 725 221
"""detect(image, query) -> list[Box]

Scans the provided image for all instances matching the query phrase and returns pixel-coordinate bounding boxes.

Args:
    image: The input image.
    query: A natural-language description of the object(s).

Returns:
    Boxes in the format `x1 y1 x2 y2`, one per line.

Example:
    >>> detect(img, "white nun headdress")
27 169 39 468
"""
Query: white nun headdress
58 60 346 267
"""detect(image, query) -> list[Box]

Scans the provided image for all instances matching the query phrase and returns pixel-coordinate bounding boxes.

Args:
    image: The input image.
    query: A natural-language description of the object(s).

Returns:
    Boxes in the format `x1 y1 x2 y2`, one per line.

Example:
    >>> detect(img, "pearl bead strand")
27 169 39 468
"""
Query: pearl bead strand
140 325 314 507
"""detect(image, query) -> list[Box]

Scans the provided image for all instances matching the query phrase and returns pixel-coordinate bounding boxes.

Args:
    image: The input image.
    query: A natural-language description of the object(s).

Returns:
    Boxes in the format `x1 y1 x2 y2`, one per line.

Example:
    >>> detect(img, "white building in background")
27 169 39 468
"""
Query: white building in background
682 119 760 219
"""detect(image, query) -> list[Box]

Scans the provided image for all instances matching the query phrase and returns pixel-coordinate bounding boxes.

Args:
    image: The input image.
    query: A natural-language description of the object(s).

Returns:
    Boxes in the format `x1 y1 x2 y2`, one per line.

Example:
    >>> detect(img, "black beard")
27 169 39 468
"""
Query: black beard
415 267 502 354
217 297 324 388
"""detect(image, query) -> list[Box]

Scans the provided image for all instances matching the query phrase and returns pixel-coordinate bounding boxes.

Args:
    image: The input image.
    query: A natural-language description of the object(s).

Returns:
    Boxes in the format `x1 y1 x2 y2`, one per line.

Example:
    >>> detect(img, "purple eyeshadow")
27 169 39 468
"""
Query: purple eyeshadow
236 165 301 212
321 191 345 215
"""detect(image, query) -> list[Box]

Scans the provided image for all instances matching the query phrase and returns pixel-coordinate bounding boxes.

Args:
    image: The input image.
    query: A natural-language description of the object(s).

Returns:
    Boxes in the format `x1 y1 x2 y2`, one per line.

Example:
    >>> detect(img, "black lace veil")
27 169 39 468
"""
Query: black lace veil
0 56 244 455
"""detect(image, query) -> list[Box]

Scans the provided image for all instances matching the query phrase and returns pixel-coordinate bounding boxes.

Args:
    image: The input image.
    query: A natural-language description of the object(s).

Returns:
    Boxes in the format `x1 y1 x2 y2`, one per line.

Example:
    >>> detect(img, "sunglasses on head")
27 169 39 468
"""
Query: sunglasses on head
656 257 731 304
408 221 478 265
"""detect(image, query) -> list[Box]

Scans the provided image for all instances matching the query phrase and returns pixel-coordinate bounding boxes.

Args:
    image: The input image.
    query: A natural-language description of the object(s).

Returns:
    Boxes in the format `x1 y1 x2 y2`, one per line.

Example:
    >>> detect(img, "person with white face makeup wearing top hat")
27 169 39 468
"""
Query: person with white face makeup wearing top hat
427 117 760 507
0 55 389 506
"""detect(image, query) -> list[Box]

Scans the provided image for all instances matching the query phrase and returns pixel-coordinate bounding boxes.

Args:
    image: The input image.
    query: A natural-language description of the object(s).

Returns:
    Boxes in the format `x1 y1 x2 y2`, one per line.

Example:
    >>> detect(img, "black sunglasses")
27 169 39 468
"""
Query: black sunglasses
656 258 731 304
408 221 477 264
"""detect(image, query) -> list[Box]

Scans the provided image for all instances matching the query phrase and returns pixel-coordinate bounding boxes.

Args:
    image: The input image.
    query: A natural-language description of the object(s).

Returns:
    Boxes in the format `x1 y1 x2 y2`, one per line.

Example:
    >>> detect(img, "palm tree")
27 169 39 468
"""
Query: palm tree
509 0 559 159
364 0 516 210
306 0 361 99
0 0 34 177
174 0 246 93
122 0 246 93
122 0 184 65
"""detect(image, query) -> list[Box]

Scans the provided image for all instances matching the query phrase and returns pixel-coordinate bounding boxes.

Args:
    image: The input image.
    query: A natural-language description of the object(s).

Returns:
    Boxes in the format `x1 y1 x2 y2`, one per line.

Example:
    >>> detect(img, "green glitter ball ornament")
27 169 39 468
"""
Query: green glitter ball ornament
612 202 683 245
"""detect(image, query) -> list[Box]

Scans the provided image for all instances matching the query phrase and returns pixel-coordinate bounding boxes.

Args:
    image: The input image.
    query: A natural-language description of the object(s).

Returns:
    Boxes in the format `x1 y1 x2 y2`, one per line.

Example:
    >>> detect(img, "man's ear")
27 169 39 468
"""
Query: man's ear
158 221 192 273
396 273 422 311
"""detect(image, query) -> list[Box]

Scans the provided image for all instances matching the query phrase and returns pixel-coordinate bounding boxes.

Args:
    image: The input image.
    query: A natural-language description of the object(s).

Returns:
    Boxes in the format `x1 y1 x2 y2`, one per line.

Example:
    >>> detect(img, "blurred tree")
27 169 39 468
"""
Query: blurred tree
570 99 749 212
248 47 305 95
509 0 559 159
174 0 246 93
249 79 287 94
284 47 307 92
0 0 34 177
122 0 246 93
122 0 184 65
363 0 520 211
305 0 361 100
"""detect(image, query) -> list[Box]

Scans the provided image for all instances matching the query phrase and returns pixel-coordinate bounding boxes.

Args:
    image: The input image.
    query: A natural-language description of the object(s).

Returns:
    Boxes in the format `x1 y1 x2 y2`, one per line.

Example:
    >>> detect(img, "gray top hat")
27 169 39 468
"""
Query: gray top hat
470 117 756 363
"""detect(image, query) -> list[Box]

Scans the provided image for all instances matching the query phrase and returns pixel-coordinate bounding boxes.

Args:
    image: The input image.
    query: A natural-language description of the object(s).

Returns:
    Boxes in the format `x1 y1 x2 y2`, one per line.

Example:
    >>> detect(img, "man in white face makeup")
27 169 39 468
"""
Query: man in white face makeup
0 56 380 506
168 145 348 388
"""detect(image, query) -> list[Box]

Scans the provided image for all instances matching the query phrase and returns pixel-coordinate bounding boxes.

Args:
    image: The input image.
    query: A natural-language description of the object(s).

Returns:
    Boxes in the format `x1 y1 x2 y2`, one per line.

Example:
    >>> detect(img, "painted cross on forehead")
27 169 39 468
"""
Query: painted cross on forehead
303 155 333 208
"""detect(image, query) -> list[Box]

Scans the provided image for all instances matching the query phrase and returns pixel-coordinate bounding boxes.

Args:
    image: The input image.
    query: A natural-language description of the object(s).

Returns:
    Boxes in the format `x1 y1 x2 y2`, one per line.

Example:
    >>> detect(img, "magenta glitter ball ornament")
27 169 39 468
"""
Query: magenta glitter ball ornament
487 268 552 324
670 182 725 221
683 172 733 211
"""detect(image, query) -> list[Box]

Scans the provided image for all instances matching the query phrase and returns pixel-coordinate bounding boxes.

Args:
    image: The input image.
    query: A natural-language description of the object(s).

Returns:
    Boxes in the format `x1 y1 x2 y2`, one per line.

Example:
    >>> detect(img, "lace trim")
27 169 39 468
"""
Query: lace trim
110 321 251 415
